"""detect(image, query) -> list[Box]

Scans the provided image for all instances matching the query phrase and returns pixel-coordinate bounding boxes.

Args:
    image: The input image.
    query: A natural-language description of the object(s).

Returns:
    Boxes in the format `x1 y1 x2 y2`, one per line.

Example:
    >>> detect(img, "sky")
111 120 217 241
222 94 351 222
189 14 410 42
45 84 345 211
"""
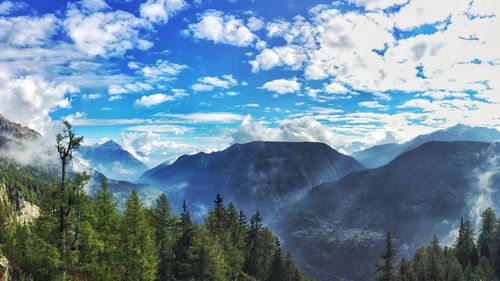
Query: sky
0 0 499 167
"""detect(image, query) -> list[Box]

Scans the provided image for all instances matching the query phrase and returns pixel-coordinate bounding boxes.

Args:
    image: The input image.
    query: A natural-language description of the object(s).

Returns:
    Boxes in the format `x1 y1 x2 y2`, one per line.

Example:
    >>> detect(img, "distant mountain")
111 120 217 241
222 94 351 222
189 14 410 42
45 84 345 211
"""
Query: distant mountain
273 141 500 281
351 124 500 168
78 140 148 182
0 114 39 143
138 141 365 219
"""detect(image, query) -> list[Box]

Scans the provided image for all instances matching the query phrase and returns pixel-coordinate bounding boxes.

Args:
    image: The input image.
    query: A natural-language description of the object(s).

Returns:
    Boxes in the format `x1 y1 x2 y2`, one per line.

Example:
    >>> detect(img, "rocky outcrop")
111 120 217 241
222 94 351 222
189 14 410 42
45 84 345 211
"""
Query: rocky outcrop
0 253 9 281
0 114 39 141
0 183 40 224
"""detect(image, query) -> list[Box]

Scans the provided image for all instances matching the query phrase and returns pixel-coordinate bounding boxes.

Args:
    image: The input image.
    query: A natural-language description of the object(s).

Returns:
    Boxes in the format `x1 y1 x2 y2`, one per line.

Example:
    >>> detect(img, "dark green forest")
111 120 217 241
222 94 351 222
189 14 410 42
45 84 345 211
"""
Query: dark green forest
0 122 309 281
376 207 500 281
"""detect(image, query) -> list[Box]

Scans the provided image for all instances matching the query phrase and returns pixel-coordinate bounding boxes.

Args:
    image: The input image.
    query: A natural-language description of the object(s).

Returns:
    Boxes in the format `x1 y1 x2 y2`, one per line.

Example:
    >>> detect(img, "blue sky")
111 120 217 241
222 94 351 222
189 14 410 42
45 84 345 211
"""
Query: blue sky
0 0 498 166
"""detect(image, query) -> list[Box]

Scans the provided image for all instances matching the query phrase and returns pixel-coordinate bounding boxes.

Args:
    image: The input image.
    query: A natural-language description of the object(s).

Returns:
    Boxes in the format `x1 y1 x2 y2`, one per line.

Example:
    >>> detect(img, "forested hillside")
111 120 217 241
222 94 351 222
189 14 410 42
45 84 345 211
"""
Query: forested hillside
0 122 309 281
375 208 500 281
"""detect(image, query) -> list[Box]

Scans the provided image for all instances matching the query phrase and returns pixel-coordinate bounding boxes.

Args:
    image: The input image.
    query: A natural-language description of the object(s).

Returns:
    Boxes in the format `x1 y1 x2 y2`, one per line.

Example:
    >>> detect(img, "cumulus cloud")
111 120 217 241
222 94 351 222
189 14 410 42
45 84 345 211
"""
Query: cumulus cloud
231 116 351 151
191 75 238 91
140 0 187 24
0 0 28 15
131 59 187 82
0 14 59 47
64 1 152 57
189 10 256 47
261 78 301 95
349 0 407 10
0 70 76 134
358 101 389 110
135 93 175 107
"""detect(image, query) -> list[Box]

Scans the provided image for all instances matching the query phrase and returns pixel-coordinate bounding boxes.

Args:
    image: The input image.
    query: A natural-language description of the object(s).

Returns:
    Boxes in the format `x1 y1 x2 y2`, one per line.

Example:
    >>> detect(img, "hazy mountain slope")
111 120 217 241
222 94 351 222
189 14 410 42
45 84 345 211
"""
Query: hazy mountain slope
138 141 366 219
352 124 500 168
78 140 148 182
274 141 500 281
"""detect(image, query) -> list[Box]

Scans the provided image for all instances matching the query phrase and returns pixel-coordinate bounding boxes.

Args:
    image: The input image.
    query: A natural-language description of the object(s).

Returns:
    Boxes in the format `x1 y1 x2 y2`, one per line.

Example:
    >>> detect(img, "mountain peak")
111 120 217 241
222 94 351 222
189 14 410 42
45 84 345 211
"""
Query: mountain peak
100 139 122 149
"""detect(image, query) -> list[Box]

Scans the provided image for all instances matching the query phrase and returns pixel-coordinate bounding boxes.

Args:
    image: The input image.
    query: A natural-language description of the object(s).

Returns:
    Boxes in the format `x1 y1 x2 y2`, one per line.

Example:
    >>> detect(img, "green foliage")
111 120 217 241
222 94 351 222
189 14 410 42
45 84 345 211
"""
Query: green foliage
391 207 500 281
376 231 397 281
0 122 309 281
121 191 157 281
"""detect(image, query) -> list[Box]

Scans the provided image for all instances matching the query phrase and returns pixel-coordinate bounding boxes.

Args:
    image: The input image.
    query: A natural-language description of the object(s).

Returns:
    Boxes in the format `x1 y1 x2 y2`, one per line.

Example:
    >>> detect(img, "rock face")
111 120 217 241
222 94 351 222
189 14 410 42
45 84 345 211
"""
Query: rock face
352 124 500 168
273 141 500 281
78 140 148 182
139 141 365 219
0 253 8 281
0 183 40 224
0 114 39 141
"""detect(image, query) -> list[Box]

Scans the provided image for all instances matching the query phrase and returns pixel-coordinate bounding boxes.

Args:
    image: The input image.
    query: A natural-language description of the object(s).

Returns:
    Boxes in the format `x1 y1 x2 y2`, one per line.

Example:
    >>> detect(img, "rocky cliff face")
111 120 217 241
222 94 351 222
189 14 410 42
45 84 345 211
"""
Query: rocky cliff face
0 183 40 224
0 114 39 141
0 253 8 281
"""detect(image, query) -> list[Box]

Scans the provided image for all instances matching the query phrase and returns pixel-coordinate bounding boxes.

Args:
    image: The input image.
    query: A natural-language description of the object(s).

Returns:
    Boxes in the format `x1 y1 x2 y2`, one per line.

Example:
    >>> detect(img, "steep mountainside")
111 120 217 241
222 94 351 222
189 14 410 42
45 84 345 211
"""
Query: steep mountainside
0 114 39 141
138 141 365 219
78 140 148 182
352 124 500 168
273 141 500 281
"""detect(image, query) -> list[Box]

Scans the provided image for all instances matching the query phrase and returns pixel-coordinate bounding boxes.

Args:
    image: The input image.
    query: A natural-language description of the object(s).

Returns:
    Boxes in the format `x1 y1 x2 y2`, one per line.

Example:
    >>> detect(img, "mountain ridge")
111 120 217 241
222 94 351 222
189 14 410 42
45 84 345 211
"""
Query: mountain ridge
138 140 366 219
351 124 500 168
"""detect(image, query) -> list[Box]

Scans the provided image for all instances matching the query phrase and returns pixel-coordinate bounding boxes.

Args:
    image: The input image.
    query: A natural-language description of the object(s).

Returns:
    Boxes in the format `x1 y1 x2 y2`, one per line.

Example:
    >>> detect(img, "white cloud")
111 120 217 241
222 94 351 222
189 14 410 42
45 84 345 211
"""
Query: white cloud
393 0 469 30
82 93 101 100
191 74 238 91
261 78 301 94
250 45 308 72
126 124 192 134
135 93 175 107
247 16 265 31
0 14 59 47
349 0 407 10
0 70 75 134
140 0 187 24
155 112 245 123
231 116 350 152
108 82 153 95
189 10 256 47
133 59 187 81
64 2 152 57
358 101 389 110
324 81 349 94
0 1 28 15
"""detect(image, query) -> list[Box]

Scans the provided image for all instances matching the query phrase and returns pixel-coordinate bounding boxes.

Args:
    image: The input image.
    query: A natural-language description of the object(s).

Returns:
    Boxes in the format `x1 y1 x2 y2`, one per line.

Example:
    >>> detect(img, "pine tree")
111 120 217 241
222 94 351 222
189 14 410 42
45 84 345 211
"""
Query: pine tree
174 200 196 280
426 236 444 281
442 247 464 281
56 121 84 277
266 237 287 281
92 179 121 280
376 231 397 281
207 193 227 242
189 228 227 281
412 246 427 281
477 208 496 259
244 210 267 279
121 191 157 281
152 193 177 281
398 258 416 281
455 219 478 269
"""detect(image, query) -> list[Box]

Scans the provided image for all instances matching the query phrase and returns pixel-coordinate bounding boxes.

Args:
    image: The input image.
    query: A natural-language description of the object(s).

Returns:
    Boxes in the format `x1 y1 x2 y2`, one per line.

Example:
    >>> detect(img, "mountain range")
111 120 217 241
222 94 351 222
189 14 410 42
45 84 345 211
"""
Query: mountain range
273 141 500 280
1 114 500 281
0 116 160 208
138 141 365 219
78 140 148 182
351 124 500 168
